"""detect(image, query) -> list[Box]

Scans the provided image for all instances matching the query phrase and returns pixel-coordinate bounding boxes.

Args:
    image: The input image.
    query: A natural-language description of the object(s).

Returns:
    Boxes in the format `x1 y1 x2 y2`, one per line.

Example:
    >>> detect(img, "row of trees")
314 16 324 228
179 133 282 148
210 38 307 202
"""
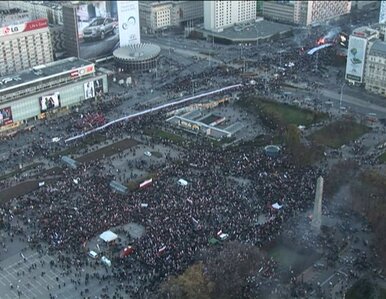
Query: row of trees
158 241 273 299
350 170 386 269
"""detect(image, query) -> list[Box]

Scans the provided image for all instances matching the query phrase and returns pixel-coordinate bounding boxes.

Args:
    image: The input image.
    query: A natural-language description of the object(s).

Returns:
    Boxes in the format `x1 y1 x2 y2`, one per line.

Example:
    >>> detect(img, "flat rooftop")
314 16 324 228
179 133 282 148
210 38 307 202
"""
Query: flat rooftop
0 57 93 91
0 8 28 15
197 19 292 43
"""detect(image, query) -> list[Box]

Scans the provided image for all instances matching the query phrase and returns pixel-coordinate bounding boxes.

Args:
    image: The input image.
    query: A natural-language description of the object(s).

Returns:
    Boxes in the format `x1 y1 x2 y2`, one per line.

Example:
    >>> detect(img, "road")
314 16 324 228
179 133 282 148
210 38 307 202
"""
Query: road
321 88 386 118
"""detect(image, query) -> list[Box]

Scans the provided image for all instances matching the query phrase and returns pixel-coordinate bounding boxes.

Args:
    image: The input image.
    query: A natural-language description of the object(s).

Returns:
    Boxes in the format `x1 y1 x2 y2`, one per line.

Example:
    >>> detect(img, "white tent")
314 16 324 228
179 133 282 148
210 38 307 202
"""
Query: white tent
178 179 188 186
99 230 118 243
272 203 283 210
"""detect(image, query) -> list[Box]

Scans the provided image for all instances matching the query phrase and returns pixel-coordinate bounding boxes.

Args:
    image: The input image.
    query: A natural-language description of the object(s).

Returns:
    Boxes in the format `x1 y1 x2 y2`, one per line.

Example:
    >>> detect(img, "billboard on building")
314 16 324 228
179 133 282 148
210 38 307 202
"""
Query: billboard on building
117 1 140 47
76 1 119 59
0 18 48 37
94 78 104 94
40 92 61 112
73 0 140 59
84 81 95 99
0 107 13 126
380 0 386 24
345 36 367 83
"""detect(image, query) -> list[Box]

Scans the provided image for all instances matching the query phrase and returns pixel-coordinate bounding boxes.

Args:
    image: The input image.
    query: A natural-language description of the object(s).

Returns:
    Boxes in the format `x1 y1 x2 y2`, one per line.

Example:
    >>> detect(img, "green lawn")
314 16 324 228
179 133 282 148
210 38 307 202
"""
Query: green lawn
0 162 44 181
310 120 370 149
260 100 327 126
237 96 328 128
379 152 386 163
144 128 185 144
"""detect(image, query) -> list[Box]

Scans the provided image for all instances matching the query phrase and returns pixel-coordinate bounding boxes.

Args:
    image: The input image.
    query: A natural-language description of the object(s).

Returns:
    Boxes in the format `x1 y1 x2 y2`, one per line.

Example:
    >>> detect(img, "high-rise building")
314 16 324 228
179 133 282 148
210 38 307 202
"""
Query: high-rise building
346 26 379 84
0 1 63 25
263 0 351 26
139 1 203 34
0 18 54 76
365 39 386 95
0 8 30 27
63 1 141 60
204 0 256 32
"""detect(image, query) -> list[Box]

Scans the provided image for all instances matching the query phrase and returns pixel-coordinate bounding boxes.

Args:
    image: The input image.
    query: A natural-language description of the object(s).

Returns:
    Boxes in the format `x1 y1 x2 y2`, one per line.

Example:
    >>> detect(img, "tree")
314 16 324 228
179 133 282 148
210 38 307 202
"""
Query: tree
201 241 264 299
159 262 214 299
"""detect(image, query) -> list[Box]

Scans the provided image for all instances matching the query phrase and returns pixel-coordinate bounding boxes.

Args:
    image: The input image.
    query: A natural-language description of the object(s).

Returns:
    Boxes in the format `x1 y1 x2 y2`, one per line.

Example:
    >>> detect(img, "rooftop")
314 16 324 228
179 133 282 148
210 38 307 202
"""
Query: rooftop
369 40 386 56
0 8 28 15
197 19 292 43
113 43 161 61
0 57 92 91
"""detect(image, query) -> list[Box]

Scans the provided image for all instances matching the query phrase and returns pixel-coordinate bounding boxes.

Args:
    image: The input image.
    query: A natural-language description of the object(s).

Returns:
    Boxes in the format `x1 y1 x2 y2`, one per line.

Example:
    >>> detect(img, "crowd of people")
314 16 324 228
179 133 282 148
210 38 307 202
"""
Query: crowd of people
0 101 322 297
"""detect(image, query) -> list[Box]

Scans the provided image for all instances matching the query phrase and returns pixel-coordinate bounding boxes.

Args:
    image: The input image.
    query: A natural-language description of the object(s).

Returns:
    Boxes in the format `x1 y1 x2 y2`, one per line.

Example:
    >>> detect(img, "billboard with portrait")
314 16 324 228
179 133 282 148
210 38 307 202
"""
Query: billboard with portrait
117 1 140 47
345 36 367 83
84 81 95 100
40 93 61 112
0 107 13 126
94 78 104 94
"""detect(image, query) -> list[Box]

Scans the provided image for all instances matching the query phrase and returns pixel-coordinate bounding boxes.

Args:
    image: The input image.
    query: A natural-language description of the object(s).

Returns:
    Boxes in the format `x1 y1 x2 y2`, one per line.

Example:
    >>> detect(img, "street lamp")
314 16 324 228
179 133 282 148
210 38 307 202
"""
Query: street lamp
339 83 345 111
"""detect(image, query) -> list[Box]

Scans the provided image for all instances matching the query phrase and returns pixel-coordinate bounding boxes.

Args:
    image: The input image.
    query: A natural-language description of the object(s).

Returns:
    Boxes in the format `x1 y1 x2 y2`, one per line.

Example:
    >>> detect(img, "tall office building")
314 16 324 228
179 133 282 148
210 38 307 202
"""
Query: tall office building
263 0 351 26
0 18 54 76
139 1 203 34
204 0 256 32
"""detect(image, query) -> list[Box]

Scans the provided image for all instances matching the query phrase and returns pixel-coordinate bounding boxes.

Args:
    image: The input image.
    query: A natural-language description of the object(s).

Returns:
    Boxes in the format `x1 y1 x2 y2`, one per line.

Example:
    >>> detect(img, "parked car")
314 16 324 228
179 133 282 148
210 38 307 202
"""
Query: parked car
83 17 116 41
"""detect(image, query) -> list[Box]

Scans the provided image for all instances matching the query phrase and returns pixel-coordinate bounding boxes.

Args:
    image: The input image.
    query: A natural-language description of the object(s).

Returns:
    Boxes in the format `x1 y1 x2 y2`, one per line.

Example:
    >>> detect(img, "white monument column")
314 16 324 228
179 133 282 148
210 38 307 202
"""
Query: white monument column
311 176 323 233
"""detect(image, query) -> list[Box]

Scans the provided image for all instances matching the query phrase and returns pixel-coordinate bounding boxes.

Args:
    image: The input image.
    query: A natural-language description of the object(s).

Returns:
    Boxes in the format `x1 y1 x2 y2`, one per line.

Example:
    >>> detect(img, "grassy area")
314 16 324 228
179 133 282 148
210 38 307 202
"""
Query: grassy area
310 120 370 149
144 128 185 144
237 135 274 149
151 151 163 158
0 162 44 181
379 152 386 163
49 133 107 158
346 278 375 299
237 96 328 128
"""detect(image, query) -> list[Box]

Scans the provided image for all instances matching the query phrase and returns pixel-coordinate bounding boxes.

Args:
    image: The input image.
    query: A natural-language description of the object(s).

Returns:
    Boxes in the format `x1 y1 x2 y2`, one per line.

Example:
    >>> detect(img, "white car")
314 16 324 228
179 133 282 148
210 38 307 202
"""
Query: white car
88 251 98 259
144 151 152 157
101 256 111 267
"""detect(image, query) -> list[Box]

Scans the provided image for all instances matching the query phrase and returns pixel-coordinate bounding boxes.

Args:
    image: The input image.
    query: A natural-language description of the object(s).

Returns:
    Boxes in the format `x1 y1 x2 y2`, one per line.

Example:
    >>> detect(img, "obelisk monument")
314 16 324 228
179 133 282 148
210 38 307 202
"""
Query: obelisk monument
311 176 324 233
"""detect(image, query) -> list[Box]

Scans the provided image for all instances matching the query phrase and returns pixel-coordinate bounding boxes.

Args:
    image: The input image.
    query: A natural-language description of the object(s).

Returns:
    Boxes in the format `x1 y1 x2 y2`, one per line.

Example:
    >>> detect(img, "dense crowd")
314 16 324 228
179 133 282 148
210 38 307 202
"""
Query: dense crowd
0 104 321 297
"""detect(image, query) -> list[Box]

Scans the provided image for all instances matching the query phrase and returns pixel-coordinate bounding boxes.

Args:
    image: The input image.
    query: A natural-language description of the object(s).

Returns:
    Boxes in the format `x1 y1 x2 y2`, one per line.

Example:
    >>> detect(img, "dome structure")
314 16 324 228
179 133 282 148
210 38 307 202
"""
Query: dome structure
113 43 161 72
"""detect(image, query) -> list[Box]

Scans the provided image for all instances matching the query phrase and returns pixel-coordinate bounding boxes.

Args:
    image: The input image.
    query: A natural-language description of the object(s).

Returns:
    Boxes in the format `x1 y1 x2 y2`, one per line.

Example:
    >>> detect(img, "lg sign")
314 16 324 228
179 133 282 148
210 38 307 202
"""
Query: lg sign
2 25 19 35
0 18 48 37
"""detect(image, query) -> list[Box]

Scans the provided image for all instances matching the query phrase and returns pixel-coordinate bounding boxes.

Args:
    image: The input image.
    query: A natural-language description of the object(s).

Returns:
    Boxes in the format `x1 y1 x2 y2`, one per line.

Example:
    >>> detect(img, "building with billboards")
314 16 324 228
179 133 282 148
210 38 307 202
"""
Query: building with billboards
345 27 379 84
0 18 54 76
263 0 351 26
0 57 108 129
63 1 140 60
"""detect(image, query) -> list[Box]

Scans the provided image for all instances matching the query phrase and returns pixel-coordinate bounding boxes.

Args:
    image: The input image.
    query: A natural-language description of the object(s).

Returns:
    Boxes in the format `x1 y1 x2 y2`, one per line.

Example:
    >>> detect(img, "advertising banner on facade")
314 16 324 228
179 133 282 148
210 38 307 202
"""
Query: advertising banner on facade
40 92 61 112
380 0 386 24
117 0 140 47
94 78 104 94
0 107 13 126
0 18 48 37
76 1 119 59
345 36 367 83
84 81 95 100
